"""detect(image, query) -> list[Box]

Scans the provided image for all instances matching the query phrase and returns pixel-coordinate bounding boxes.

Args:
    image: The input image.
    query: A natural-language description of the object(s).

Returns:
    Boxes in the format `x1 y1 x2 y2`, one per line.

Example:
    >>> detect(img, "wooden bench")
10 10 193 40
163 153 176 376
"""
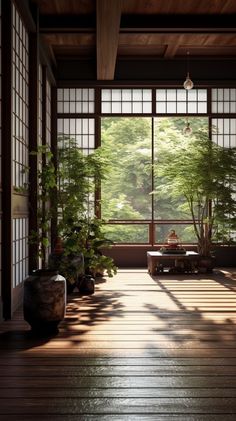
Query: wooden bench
147 251 200 275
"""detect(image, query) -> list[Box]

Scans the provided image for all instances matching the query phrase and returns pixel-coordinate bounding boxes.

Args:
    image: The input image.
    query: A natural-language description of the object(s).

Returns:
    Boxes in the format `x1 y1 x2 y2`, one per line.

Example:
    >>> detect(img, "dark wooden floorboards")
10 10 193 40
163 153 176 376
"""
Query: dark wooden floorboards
1 268 236 420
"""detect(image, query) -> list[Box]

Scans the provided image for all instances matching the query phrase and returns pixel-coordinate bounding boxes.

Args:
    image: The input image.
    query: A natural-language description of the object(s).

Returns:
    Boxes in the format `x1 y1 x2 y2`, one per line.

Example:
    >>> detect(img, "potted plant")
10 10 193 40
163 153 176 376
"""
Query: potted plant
82 217 117 278
153 126 236 271
57 137 117 285
24 146 66 333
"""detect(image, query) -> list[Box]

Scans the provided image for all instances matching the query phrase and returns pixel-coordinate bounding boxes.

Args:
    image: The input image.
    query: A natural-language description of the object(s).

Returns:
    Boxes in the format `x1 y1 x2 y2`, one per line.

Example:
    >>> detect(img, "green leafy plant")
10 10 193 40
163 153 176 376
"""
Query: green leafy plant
57 137 117 279
153 127 236 257
29 145 57 268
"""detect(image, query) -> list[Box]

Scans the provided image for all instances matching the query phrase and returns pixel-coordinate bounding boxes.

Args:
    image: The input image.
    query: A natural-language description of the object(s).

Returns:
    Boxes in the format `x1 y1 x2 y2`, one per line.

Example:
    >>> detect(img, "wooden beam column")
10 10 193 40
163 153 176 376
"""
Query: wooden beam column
2 0 13 319
50 86 58 246
96 0 122 80
28 12 39 273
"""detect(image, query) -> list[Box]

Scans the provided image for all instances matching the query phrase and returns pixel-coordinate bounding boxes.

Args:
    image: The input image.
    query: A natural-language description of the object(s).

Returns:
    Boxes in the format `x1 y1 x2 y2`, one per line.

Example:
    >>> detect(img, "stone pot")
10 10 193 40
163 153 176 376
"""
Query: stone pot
198 255 215 273
78 274 95 295
23 269 66 333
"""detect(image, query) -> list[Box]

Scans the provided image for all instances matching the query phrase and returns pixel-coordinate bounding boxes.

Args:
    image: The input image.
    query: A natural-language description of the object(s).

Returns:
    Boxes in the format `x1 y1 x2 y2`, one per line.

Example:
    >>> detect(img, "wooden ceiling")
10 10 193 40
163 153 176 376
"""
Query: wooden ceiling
31 0 236 80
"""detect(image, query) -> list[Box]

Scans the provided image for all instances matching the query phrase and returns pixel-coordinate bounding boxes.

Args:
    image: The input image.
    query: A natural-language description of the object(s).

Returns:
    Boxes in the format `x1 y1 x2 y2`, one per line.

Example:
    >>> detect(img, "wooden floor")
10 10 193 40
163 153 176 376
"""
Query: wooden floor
1 268 236 420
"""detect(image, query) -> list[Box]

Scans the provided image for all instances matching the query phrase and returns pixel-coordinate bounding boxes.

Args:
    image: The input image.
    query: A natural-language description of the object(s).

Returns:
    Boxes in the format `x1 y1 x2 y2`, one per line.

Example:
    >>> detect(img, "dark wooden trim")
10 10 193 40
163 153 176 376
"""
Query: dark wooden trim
39 36 57 78
57 79 236 88
42 66 47 148
150 116 155 246
39 14 96 32
2 0 13 319
94 88 101 218
40 65 47 266
120 14 236 31
96 0 122 80
50 86 58 244
28 30 39 273
38 13 236 33
13 0 36 32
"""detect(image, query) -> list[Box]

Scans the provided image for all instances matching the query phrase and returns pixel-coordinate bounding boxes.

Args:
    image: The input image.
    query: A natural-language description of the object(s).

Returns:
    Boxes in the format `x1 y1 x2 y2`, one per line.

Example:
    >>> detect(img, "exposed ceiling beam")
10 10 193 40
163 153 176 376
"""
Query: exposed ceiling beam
164 44 180 58
38 13 236 34
164 35 184 58
39 14 96 32
120 14 236 32
96 0 122 80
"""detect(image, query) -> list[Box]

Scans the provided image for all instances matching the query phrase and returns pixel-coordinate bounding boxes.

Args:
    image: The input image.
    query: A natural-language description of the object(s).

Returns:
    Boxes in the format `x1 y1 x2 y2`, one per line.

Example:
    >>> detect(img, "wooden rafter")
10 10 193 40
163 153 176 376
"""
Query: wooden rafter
96 0 122 80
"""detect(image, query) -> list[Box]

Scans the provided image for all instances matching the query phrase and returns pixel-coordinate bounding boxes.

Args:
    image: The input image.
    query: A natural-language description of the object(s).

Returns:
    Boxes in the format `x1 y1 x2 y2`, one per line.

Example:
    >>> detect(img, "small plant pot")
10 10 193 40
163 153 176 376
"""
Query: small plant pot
78 275 95 295
198 256 215 273
23 269 66 334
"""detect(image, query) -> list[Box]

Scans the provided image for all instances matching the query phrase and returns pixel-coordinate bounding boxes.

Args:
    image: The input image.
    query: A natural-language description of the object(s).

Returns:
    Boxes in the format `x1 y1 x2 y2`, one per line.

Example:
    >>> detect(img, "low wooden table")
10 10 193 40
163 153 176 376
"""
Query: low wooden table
147 251 199 275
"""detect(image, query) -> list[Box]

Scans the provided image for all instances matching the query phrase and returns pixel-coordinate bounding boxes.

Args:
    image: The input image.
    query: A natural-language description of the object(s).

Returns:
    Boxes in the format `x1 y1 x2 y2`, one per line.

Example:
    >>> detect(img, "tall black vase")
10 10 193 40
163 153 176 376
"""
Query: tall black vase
23 269 66 334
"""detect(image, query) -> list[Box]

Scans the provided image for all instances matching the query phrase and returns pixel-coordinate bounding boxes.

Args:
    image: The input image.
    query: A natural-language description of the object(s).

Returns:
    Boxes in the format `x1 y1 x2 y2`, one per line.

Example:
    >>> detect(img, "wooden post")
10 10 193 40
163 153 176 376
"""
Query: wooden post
2 0 13 319
28 20 39 272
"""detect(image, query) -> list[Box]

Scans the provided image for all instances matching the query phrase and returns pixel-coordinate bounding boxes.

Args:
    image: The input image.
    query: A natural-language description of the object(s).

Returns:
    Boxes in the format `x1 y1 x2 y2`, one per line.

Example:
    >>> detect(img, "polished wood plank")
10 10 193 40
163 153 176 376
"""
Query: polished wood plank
1 269 236 418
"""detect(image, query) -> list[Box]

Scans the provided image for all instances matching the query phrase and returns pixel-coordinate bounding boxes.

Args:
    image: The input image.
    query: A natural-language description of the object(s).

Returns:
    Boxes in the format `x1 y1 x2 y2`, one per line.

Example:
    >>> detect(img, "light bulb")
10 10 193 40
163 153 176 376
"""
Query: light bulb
183 72 194 90
183 122 192 135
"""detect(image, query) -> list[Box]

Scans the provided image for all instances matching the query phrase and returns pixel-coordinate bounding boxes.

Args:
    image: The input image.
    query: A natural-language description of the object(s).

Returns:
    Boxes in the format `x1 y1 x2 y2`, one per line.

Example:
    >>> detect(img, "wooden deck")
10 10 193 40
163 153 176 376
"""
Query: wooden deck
1 268 236 420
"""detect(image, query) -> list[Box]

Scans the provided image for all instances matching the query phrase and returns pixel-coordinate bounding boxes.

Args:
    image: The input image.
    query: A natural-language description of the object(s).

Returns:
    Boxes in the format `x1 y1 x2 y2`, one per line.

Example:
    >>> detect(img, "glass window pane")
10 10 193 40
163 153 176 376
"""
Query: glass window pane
112 89 122 101
122 89 132 101
230 119 236 133
76 89 82 101
102 102 111 113
143 90 152 101
89 119 95 133
70 89 76 101
155 224 196 244
82 102 89 113
224 89 230 101
69 102 76 113
156 89 166 101
212 89 217 101
188 102 197 113
156 102 166 113
102 224 149 243
57 89 63 101
133 102 142 113
122 102 132 113
230 102 236 113
57 102 63 113
102 89 111 101
187 90 197 101
133 89 142 101
154 117 209 220
224 119 230 134
143 102 152 113
231 135 236 147
224 103 230 113
167 103 176 113
198 102 207 113
112 102 122 113
167 89 176 101
177 102 187 113
177 90 187 101
64 89 69 101
101 117 152 220
198 89 207 101
89 89 94 100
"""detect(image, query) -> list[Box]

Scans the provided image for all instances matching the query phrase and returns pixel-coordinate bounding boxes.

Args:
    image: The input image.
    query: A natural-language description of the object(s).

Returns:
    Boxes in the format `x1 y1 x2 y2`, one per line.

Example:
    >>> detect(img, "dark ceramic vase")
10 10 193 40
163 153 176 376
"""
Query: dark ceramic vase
78 274 95 295
23 269 66 333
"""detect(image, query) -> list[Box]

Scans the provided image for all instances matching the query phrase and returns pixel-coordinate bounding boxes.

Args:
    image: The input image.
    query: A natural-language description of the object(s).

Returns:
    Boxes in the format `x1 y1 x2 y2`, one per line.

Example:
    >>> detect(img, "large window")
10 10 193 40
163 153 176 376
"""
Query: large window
12 3 29 286
57 87 236 245
101 116 208 244
12 3 29 190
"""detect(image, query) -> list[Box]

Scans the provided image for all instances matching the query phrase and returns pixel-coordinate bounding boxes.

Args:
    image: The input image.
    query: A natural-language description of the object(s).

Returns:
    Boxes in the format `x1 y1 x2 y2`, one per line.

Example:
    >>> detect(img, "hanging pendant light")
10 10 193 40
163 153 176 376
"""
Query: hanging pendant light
183 51 194 90
183 118 192 136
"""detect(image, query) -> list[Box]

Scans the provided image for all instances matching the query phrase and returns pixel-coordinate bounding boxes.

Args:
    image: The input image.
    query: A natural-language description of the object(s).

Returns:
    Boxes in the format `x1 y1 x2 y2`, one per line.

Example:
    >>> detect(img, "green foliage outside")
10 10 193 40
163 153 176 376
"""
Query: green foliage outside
101 116 216 244
153 126 236 255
